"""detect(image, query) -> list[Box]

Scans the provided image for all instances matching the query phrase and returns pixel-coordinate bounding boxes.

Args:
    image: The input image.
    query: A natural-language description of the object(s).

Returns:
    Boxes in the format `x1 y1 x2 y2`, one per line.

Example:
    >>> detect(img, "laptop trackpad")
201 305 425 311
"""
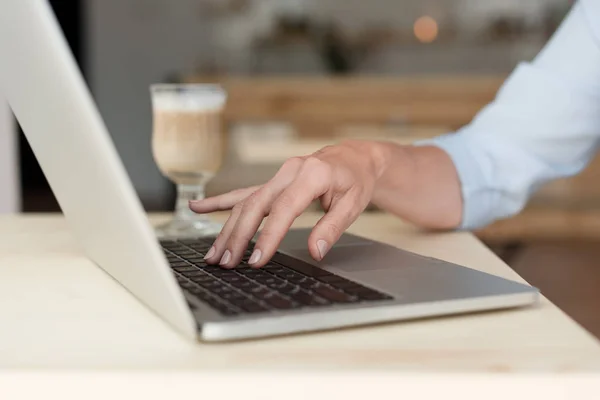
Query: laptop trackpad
323 245 401 272
286 243 401 273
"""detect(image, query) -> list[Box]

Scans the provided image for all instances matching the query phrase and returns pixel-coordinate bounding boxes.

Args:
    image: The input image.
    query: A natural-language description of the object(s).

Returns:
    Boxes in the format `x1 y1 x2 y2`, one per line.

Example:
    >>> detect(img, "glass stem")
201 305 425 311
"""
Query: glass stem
174 184 207 222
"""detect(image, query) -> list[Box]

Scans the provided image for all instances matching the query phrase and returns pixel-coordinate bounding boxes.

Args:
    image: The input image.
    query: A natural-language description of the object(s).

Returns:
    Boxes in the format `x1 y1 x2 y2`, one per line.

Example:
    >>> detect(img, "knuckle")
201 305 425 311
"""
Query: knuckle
242 192 259 209
282 156 304 171
233 187 252 199
303 156 331 176
256 227 281 247
231 202 244 215
302 156 323 168
272 193 296 212
312 145 333 156
321 222 342 239
241 190 267 212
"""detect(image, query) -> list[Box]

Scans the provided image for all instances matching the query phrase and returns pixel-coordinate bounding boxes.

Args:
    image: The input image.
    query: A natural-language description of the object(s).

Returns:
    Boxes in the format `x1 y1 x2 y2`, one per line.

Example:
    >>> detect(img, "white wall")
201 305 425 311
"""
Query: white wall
0 98 19 213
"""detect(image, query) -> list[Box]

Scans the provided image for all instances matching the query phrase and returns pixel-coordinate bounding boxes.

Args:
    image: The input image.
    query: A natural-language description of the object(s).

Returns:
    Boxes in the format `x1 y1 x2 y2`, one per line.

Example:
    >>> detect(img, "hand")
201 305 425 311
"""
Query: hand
189 140 388 268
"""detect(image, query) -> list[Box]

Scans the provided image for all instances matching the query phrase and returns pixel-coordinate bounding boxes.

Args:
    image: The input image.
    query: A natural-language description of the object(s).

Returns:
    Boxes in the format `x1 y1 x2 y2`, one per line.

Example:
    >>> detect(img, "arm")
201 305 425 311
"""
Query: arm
191 0 600 267
413 0 600 230
368 142 463 230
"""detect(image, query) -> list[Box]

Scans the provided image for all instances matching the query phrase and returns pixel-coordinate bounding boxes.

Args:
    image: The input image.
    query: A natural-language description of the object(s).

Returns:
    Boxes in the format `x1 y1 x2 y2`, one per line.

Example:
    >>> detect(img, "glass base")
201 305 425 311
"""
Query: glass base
154 217 223 240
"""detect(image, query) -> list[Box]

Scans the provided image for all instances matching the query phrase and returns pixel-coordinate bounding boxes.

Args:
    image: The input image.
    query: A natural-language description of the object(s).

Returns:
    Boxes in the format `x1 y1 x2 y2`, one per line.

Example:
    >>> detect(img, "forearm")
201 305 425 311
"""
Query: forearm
369 141 463 230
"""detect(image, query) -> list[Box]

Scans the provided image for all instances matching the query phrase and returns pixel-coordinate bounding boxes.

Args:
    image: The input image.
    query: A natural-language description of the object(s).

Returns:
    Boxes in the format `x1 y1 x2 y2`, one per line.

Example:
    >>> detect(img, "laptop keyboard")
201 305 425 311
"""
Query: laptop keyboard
160 237 394 317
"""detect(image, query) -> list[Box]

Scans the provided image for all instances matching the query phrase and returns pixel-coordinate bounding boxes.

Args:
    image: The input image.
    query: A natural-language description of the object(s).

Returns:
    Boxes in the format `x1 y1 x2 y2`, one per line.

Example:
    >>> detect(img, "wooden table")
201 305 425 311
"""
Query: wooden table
1 212 599 371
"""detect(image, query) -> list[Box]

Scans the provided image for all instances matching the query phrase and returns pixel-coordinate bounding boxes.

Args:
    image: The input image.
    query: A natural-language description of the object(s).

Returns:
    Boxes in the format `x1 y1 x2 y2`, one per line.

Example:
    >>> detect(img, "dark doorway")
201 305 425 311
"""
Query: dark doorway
18 0 86 212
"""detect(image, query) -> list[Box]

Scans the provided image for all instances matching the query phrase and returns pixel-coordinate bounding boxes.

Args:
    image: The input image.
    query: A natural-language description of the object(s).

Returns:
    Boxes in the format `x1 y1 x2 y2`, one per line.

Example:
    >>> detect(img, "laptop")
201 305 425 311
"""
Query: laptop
0 0 539 342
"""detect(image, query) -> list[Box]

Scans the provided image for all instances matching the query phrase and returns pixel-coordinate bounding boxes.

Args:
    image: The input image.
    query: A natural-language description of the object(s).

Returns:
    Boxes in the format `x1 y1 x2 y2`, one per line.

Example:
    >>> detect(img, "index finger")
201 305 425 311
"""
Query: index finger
249 161 330 267
189 185 260 213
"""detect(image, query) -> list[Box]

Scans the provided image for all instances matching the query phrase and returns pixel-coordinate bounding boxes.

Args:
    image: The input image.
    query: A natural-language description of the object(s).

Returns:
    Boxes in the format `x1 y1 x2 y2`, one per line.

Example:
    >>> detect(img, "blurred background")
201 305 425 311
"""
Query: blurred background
4 0 600 338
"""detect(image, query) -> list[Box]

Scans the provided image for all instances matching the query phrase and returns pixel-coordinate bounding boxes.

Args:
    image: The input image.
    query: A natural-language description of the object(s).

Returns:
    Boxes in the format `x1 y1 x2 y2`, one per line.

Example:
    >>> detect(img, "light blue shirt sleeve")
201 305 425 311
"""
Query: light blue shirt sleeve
417 0 600 230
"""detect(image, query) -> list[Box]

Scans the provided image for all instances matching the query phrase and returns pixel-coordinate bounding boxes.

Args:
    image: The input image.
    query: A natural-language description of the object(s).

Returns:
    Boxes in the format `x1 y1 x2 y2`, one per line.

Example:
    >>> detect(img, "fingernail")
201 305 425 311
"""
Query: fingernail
219 250 231 265
317 240 329 259
248 249 262 265
204 246 216 259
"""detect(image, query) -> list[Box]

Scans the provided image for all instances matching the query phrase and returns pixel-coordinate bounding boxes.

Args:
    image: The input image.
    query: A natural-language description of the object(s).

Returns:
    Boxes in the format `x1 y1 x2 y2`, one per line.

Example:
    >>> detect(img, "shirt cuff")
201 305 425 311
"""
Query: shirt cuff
413 133 498 231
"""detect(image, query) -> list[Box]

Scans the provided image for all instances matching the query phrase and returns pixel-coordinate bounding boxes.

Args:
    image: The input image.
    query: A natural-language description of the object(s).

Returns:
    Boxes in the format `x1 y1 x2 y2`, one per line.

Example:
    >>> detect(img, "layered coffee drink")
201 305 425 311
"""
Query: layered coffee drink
151 89 227 186
150 84 227 238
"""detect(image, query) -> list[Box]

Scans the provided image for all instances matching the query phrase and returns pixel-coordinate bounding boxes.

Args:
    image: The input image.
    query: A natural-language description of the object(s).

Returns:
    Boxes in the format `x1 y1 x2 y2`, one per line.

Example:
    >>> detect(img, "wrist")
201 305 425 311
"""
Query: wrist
369 141 415 185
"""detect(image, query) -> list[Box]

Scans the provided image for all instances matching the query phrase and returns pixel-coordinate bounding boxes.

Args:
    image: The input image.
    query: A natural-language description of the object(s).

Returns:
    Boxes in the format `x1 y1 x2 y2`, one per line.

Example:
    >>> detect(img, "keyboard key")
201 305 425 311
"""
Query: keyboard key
160 240 179 247
173 266 199 273
181 270 207 278
170 261 190 268
221 291 248 302
285 276 310 285
229 280 258 290
210 270 237 279
221 275 246 284
192 289 212 302
262 276 287 288
202 266 224 275
195 280 222 290
334 283 392 300
264 293 298 309
297 279 319 291
288 289 329 306
277 283 299 294
190 274 215 283
262 264 287 273
254 275 279 285
250 286 273 298
177 251 198 257
210 286 234 295
184 257 206 264
178 278 192 288
317 275 353 285
237 269 262 278
270 252 330 278
280 271 306 281
312 284 358 303
193 247 209 253
166 243 187 249
238 300 269 313
178 239 203 246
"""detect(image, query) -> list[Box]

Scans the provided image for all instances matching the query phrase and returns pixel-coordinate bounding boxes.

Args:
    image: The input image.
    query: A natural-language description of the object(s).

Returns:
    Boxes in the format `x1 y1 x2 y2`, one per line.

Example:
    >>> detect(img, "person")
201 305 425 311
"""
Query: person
190 0 600 269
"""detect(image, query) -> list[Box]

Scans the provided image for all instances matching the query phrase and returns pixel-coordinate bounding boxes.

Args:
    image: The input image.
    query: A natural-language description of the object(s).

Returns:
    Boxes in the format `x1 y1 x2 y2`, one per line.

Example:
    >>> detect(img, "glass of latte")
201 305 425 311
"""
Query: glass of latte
150 83 227 238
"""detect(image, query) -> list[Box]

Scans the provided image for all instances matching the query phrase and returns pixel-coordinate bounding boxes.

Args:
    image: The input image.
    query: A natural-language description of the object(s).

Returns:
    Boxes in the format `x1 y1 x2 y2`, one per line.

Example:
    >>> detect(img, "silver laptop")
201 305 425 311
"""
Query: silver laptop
0 0 539 342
